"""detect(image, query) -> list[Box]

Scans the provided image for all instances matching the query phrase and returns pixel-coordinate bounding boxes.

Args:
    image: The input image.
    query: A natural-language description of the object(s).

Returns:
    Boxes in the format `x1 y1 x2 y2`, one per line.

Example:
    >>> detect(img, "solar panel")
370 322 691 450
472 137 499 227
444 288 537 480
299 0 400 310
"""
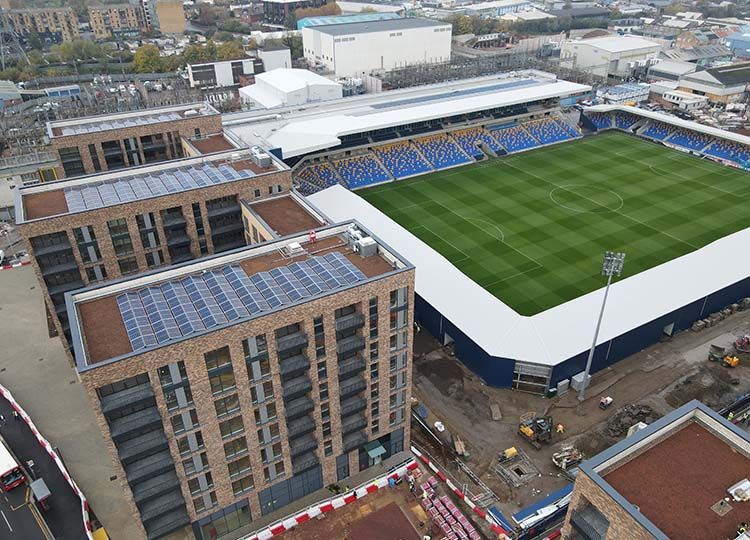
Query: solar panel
81 185 103 210
270 266 311 302
250 272 290 309
117 292 158 351
288 261 329 295
138 287 182 343
306 257 345 289
222 265 270 315
175 170 198 190
160 173 182 193
98 183 119 206
181 275 228 328
324 252 367 283
144 175 168 196
202 271 249 321
129 177 152 199
190 168 211 187
64 189 86 212
113 180 137 202
161 281 205 335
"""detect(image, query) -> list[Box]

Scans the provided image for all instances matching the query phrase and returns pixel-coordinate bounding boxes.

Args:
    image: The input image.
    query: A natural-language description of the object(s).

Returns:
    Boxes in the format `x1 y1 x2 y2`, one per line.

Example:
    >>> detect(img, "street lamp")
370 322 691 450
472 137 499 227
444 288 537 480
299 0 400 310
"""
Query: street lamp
578 251 626 402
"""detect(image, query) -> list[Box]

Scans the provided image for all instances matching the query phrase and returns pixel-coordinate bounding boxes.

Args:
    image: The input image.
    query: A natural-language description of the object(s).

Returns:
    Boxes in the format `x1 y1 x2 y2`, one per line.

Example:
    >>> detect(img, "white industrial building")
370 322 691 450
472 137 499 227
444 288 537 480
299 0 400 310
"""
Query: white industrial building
187 59 258 89
238 68 343 109
560 36 662 78
302 18 452 78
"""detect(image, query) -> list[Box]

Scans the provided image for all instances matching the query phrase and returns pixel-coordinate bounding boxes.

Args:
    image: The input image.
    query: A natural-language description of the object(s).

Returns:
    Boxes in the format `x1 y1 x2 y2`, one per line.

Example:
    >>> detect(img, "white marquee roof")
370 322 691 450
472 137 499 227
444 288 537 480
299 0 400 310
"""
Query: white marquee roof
309 185 750 367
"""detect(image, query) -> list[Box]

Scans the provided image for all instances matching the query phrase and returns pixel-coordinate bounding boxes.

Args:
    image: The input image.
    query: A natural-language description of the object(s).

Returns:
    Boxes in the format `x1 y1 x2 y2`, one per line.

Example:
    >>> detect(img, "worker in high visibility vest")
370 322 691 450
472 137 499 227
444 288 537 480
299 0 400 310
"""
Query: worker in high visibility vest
556 423 565 434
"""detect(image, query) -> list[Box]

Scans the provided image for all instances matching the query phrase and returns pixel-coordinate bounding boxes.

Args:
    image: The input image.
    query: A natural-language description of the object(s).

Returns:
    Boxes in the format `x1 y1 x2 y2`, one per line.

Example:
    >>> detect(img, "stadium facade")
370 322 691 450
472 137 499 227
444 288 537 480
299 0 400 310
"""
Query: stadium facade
225 74 750 396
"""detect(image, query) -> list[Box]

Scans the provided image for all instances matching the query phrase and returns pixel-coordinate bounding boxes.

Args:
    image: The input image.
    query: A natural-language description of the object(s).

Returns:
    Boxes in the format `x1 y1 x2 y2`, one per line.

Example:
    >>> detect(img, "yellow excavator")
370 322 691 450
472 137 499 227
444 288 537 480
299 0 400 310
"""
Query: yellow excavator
518 412 553 450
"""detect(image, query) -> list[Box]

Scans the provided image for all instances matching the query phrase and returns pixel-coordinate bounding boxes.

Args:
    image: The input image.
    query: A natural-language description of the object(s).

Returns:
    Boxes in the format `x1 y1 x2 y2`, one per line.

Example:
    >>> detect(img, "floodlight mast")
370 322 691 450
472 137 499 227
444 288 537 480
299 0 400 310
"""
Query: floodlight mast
578 251 625 402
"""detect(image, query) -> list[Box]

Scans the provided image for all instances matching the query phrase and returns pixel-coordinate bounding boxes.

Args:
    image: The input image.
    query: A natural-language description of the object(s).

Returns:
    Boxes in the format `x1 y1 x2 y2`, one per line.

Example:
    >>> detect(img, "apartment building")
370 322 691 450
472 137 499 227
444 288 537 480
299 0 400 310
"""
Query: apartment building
142 0 185 34
46 103 223 179
14 143 290 345
262 0 330 27
1 7 79 44
561 400 750 540
66 218 414 539
88 3 149 40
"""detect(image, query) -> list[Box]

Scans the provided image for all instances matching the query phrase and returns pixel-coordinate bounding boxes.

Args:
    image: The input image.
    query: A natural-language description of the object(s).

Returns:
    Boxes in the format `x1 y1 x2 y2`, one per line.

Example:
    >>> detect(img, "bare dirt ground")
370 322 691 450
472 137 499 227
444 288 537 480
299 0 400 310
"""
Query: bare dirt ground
411 308 750 519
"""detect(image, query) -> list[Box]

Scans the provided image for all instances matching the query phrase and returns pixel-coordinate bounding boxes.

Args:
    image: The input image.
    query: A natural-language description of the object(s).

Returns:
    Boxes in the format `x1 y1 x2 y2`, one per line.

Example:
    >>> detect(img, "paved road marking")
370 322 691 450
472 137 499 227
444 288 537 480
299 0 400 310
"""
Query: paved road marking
1 509 12 532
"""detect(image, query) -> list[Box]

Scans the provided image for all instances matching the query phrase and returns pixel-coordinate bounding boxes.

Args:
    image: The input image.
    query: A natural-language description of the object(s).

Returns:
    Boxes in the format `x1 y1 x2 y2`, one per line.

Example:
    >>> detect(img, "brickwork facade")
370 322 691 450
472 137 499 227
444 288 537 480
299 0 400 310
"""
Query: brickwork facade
561 471 656 540
2 8 79 43
78 268 414 538
18 168 292 346
88 4 148 40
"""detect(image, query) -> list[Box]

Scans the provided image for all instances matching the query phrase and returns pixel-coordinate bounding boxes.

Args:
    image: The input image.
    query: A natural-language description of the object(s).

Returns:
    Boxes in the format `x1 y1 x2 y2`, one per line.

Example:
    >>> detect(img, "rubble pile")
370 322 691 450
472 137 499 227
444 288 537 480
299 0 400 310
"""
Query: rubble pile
605 404 659 438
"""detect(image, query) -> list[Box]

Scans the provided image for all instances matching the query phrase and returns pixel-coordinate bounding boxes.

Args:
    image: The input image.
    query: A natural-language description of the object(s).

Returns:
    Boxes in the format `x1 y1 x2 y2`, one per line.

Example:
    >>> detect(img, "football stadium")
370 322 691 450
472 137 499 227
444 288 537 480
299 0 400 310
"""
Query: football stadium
228 71 750 394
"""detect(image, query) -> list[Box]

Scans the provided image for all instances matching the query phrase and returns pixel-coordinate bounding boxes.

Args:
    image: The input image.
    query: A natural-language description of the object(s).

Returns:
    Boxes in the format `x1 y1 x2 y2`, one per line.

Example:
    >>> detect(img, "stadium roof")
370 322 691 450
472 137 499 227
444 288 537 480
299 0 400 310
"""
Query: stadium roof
309 185 750 367
307 17 447 36
226 73 591 158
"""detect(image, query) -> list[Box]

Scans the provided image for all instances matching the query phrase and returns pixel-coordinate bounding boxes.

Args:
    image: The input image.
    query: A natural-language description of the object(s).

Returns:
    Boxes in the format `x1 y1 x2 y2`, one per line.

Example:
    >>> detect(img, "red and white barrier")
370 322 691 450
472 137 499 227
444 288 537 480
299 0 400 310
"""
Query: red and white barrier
410 445 511 539
0 383 94 539
243 458 418 540
0 260 30 271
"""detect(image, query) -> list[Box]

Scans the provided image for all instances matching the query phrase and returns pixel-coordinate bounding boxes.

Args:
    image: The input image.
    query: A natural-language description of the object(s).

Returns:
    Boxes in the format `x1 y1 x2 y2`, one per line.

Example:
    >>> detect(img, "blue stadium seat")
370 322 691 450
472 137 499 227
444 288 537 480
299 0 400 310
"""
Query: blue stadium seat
333 154 390 189
614 112 640 130
372 141 433 179
666 128 714 151
705 139 750 164
450 127 503 158
491 124 539 152
641 121 673 140
587 112 612 130
413 134 472 169
295 162 339 195
524 118 576 145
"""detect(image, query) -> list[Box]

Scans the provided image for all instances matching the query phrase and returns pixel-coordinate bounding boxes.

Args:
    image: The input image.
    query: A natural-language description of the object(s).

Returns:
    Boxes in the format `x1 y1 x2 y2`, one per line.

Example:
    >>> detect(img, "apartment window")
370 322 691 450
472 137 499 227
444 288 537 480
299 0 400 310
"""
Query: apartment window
224 436 248 459
232 476 254 496
390 371 407 391
183 452 209 476
192 203 205 236
370 341 379 362
244 334 268 359
254 402 277 425
193 491 218 514
209 368 236 395
389 408 405 426
371 420 379 436
371 402 379 417
313 316 325 358
164 386 193 412
263 461 285 482
214 394 240 418
260 442 282 463
117 256 138 275
177 431 204 455
158 361 188 387
370 382 379 400
199 239 209 255
248 357 271 382
319 381 328 401
389 331 407 352
370 360 379 382
188 472 214 495
73 226 101 264
136 212 160 249
390 287 408 309
205 347 232 371
59 146 85 176
322 421 331 438
320 402 329 420
250 381 274 404
390 351 407 372
324 440 333 457
254 188 261 198
390 308 408 331
317 360 327 381
107 218 133 256
171 409 199 435
369 297 379 339
228 456 251 479
257 423 280 445
96 373 149 398
145 250 164 269
219 416 245 439
85 265 107 283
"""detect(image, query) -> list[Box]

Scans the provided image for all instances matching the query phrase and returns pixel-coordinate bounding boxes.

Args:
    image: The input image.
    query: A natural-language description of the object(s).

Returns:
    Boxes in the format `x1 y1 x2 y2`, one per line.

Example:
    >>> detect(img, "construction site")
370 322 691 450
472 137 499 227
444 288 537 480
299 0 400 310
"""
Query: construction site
408 303 750 536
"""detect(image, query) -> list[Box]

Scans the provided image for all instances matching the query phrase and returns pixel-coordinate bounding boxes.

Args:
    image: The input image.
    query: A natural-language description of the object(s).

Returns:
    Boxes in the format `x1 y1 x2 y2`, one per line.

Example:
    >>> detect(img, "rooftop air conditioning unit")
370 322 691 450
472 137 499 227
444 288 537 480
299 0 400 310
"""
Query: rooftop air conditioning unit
286 242 304 257
729 479 750 502
184 109 199 117
355 237 377 257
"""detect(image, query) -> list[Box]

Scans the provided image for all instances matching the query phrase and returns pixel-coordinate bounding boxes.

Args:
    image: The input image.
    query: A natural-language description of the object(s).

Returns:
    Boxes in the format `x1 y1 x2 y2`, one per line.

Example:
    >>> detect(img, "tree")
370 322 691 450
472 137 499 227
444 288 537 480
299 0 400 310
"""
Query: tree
133 44 162 73
183 43 211 64
27 31 42 51
216 40 245 61
455 15 473 35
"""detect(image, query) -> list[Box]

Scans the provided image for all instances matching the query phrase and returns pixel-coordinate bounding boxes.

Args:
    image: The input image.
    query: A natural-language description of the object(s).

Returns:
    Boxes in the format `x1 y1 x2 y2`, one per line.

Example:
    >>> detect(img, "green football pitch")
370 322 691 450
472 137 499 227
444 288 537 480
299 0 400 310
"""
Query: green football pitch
358 132 750 316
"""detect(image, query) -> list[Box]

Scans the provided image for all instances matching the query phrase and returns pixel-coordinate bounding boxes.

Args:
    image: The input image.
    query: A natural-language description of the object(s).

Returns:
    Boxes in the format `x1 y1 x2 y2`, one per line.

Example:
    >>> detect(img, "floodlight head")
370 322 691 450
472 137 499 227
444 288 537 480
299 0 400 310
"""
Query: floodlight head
601 251 626 277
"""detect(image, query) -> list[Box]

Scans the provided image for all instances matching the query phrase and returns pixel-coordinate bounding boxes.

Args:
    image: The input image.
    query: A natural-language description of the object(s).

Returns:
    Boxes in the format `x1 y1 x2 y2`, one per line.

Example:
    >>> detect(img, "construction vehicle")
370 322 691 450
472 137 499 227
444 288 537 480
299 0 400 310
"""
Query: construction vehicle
736 336 750 354
519 412 553 450
709 344 726 362
725 355 741 368
497 447 518 464
552 446 583 471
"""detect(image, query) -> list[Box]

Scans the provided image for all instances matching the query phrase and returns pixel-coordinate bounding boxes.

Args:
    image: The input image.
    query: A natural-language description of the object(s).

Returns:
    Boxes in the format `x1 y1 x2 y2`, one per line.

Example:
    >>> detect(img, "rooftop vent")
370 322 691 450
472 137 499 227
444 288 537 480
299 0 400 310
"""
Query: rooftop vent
286 242 304 257
729 479 750 502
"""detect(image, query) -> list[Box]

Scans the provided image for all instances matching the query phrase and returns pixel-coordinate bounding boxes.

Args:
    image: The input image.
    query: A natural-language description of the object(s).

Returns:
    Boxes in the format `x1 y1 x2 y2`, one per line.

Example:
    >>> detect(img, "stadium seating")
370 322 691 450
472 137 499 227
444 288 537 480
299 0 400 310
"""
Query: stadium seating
614 112 640 130
295 162 339 194
524 118 576 145
372 141 433 179
704 139 750 164
666 128 714 152
491 125 539 152
557 119 580 138
333 154 391 189
450 126 504 158
641 121 673 140
587 112 612 130
414 134 472 169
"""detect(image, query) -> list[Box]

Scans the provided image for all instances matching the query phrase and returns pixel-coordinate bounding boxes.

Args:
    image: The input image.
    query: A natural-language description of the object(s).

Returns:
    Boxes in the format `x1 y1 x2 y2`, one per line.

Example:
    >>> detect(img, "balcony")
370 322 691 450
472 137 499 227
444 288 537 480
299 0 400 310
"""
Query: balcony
117 430 169 465
32 241 71 257
340 396 367 417
279 354 310 380
339 377 366 399
282 376 312 402
110 407 163 442
40 260 79 277
161 215 186 229
338 356 365 381
144 509 190 540
100 383 155 416
124 451 175 485
290 434 317 457
139 490 186 523
335 313 365 335
206 203 241 218
209 221 243 236
285 396 314 420
46 279 84 296
276 331 308 355
166 234 191 247
287 414 316 439
570 508 609 540
292 451 319 474
132 471 181 505
336 335 365 357
343 430 368 452
341 413 366 435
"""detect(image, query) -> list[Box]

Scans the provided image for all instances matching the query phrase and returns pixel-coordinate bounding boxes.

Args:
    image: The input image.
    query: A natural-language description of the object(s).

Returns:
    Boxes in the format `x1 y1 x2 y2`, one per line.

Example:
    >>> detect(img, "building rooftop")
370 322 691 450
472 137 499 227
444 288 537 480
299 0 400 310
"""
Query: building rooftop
187 133 239 154
16 148 285 223
308 17 447 37
46 103 219 138
568 35 662 52
245 195 323 237
68 222 411 370
296 12 400 30
583 400 750 540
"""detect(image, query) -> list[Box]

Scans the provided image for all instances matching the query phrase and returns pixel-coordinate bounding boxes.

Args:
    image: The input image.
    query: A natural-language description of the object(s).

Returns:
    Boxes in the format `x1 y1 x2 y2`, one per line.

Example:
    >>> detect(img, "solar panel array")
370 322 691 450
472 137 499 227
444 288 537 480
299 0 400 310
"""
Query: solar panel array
63 162 254 214
60 112 183 136
116 253 370 352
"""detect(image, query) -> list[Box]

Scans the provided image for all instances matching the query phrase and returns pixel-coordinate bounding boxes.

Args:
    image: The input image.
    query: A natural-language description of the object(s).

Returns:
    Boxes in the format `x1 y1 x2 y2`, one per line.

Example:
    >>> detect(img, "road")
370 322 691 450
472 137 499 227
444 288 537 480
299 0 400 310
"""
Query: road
0 473 49 540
